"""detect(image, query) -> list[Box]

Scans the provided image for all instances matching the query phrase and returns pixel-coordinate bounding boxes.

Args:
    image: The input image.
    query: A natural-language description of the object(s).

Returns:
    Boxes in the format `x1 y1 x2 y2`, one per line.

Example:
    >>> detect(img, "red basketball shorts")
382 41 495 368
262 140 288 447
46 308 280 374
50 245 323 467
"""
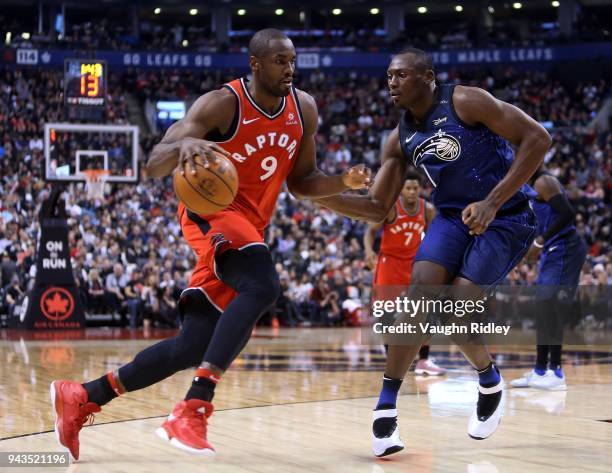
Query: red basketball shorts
179 205 266 311
373 253 414 287
372 253 414 302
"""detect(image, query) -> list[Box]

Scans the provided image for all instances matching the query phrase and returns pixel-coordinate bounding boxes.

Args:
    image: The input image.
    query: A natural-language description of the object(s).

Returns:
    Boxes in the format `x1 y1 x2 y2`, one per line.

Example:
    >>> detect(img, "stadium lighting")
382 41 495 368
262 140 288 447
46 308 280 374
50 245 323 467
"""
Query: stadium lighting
182 40 189 47
5 32 11 44
370 8 380 15
455 5 464 12
551 0 560 6
417 6 427 14
22 32 31 40
488 6 495 13
332 8 342 15
154 7 161 15
189 8 198 16
512 2 522 9
275 8 284 15
237 9 246 16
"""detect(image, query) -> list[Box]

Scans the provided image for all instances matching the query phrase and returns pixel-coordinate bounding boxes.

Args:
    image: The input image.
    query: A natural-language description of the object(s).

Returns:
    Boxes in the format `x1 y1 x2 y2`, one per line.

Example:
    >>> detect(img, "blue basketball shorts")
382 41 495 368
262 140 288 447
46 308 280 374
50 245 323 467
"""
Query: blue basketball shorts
535 232 587 300
415 207 537 288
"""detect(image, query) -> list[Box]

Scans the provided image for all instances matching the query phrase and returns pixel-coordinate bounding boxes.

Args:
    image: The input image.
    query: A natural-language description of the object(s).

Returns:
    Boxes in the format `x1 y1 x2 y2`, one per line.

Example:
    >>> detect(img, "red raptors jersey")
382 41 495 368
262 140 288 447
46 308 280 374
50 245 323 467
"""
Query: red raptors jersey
215 78 303 232
379 198 426 260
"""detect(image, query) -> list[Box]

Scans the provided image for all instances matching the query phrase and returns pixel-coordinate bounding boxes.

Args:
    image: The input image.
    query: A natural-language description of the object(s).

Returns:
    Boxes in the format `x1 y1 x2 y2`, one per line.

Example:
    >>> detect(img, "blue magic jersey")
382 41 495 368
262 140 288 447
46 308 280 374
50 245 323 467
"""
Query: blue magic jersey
526 183 575 248
398 84 530 212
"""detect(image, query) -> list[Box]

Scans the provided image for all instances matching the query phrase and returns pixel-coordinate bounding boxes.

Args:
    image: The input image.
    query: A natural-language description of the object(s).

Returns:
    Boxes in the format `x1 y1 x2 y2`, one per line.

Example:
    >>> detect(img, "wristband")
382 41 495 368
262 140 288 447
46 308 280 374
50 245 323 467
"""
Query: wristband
532 240 543 248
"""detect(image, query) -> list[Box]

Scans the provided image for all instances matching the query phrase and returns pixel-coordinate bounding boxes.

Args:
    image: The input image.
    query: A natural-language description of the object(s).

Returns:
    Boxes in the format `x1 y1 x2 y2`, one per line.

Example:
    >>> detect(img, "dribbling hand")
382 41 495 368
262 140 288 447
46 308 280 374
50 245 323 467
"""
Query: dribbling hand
178 138 231 176
342 164 372 190
461 199 498 235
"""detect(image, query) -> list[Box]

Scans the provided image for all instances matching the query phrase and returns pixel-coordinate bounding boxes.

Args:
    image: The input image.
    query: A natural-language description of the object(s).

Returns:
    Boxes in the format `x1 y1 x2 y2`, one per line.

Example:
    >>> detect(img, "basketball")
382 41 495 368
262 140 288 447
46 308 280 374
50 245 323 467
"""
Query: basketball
173 153 238 215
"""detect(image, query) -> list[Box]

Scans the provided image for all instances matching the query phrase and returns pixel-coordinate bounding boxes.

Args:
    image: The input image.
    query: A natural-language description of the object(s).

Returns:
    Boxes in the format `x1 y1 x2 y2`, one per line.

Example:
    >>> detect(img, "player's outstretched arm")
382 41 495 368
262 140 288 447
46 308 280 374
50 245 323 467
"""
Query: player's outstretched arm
315 127 407 223
455 86 552 235
286 90 371 199
146 90 232 179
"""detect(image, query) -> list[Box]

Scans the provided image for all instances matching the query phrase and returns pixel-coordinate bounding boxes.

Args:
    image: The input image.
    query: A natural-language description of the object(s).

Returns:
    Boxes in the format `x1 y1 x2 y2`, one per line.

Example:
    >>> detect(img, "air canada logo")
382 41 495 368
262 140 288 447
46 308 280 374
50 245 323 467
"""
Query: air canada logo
413 129 461 165
40 287 74 322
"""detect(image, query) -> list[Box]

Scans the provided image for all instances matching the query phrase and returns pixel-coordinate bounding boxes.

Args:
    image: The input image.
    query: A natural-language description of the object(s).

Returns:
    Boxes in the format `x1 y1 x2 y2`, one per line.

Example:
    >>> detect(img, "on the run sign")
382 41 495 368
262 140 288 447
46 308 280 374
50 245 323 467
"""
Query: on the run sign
14 196 85 329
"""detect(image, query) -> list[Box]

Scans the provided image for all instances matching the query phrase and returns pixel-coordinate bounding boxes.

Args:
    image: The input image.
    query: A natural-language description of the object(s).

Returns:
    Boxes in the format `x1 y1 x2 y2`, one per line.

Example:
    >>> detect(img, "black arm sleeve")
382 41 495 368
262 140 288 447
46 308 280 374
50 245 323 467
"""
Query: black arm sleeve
541 193 575 241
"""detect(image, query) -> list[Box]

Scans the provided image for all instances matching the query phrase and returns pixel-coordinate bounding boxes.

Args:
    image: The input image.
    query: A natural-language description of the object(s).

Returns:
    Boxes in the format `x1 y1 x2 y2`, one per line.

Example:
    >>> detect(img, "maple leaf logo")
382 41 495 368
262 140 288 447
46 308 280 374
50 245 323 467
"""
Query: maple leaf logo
40 287 74 321
45 291 70 315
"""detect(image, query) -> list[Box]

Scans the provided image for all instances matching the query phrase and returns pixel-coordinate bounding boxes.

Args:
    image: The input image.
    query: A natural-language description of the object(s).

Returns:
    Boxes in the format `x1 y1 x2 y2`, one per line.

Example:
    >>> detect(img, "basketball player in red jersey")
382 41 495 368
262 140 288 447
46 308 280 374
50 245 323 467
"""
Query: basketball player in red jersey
364 171 445 376
50 29 370 460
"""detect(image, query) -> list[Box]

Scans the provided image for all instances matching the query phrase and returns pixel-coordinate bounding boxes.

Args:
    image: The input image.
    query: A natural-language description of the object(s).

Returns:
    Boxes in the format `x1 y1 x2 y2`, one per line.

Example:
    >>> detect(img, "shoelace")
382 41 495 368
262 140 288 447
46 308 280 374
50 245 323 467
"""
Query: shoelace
77 402 101 429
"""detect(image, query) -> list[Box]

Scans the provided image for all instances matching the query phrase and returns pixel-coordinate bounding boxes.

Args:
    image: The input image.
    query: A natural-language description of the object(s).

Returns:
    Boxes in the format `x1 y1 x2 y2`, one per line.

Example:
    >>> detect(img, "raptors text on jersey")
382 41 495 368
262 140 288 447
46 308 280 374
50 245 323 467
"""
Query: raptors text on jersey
215 77 304 232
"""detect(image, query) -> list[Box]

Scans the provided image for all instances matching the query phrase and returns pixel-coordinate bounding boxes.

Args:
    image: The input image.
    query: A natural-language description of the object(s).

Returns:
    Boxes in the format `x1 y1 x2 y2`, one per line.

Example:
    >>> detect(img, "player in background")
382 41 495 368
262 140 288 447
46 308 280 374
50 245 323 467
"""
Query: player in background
511 172 587 391
364 171 445 376
50 28 370 460
315 47 550 456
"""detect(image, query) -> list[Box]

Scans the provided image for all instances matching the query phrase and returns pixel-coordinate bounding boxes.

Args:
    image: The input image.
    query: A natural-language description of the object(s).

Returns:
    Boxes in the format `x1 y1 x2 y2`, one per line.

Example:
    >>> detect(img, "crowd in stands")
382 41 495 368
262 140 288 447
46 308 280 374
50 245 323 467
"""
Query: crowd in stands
0 64 610 328
3 6 611 53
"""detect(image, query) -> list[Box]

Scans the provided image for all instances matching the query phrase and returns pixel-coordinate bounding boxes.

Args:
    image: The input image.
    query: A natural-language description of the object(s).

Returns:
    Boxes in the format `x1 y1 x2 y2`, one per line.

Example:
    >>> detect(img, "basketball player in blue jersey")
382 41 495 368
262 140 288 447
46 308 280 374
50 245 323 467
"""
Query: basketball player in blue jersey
511 172 587 391
316 47 551 456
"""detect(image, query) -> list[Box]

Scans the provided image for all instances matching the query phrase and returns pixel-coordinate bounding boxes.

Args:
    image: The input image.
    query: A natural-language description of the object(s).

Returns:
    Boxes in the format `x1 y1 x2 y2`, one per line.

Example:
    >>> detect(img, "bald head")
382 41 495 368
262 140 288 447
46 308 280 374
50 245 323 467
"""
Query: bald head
248 28 291 58
394 47 433 72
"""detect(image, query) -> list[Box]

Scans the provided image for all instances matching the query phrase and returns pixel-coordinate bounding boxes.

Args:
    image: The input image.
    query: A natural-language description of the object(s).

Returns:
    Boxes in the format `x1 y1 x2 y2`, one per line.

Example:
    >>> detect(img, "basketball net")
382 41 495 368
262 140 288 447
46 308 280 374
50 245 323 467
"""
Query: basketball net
82 170 110 201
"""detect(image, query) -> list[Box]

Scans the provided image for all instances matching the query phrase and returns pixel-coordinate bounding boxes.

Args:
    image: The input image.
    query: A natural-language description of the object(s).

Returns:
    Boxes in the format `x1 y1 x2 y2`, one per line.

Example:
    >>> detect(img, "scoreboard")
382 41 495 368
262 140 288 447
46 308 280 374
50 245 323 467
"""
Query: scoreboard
64 59 106 118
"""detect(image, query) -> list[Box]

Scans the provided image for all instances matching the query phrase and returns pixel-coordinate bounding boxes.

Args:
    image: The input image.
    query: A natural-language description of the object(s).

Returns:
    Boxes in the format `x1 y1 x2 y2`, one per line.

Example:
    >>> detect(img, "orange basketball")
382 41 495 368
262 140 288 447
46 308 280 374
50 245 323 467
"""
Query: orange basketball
173 153 238 215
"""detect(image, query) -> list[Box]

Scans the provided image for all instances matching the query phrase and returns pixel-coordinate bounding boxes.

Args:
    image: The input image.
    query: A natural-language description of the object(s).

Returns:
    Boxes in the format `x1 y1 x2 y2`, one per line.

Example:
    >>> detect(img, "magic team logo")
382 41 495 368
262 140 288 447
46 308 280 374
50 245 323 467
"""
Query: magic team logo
413 129 461 165
40 287 74 322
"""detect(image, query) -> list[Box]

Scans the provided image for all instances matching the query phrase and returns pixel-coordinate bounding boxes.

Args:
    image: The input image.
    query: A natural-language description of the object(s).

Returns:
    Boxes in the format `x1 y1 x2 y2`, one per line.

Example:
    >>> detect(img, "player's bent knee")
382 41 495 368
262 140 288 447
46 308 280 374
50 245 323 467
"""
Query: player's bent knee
219 248 281 308
242 272 281 309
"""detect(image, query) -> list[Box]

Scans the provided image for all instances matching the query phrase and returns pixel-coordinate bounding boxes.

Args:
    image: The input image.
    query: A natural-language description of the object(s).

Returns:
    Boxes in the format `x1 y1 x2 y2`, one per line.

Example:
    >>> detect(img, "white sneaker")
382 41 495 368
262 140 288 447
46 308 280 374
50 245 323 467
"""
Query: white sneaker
372 408 404 457
529 369 567 391
468 376 504 440
414 359 447 376
510 370 544 388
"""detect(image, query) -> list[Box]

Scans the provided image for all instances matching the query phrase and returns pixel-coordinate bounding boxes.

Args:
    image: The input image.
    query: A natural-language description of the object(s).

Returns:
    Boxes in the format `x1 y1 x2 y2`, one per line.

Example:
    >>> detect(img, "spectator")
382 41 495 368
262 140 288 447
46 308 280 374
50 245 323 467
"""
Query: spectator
4 274 24 311
310 277 342 326
105 263 127 318
124 270 143 328
86 269 106 314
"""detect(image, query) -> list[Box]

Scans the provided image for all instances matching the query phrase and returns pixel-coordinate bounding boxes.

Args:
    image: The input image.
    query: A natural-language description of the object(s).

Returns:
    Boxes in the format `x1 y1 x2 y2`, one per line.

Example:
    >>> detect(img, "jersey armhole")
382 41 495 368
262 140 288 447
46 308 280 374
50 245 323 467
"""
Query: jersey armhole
397 113 414 163
449 84 483 131
292 86 305 133
205 85 240 142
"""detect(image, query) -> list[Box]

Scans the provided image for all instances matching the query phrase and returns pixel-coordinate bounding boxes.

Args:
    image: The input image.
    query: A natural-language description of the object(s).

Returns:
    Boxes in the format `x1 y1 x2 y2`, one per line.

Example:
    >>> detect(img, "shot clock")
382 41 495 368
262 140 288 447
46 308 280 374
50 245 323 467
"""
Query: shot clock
64 59 107 119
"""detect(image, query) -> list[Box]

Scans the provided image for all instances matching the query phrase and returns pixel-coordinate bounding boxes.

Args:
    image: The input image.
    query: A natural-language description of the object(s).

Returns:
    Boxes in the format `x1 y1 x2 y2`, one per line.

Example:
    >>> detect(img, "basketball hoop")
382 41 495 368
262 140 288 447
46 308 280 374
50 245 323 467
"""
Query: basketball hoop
81 169 110 201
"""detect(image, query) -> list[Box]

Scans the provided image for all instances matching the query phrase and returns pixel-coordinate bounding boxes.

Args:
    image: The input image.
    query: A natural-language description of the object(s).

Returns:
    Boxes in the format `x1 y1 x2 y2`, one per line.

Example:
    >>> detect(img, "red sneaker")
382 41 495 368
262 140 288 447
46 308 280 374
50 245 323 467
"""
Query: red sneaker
156 399 215 457
50 380 101 461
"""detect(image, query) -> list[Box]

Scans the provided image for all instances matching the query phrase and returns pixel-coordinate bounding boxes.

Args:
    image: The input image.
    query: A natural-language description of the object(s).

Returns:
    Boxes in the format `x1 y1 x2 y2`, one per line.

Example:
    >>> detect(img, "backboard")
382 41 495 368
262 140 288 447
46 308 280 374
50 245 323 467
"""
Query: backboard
44 123 139 183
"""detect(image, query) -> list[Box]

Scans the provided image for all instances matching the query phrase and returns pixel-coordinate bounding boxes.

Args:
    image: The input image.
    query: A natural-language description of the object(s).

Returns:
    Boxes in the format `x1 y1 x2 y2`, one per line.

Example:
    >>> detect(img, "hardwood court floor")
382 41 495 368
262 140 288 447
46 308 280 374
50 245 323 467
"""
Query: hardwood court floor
1 327 611 472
